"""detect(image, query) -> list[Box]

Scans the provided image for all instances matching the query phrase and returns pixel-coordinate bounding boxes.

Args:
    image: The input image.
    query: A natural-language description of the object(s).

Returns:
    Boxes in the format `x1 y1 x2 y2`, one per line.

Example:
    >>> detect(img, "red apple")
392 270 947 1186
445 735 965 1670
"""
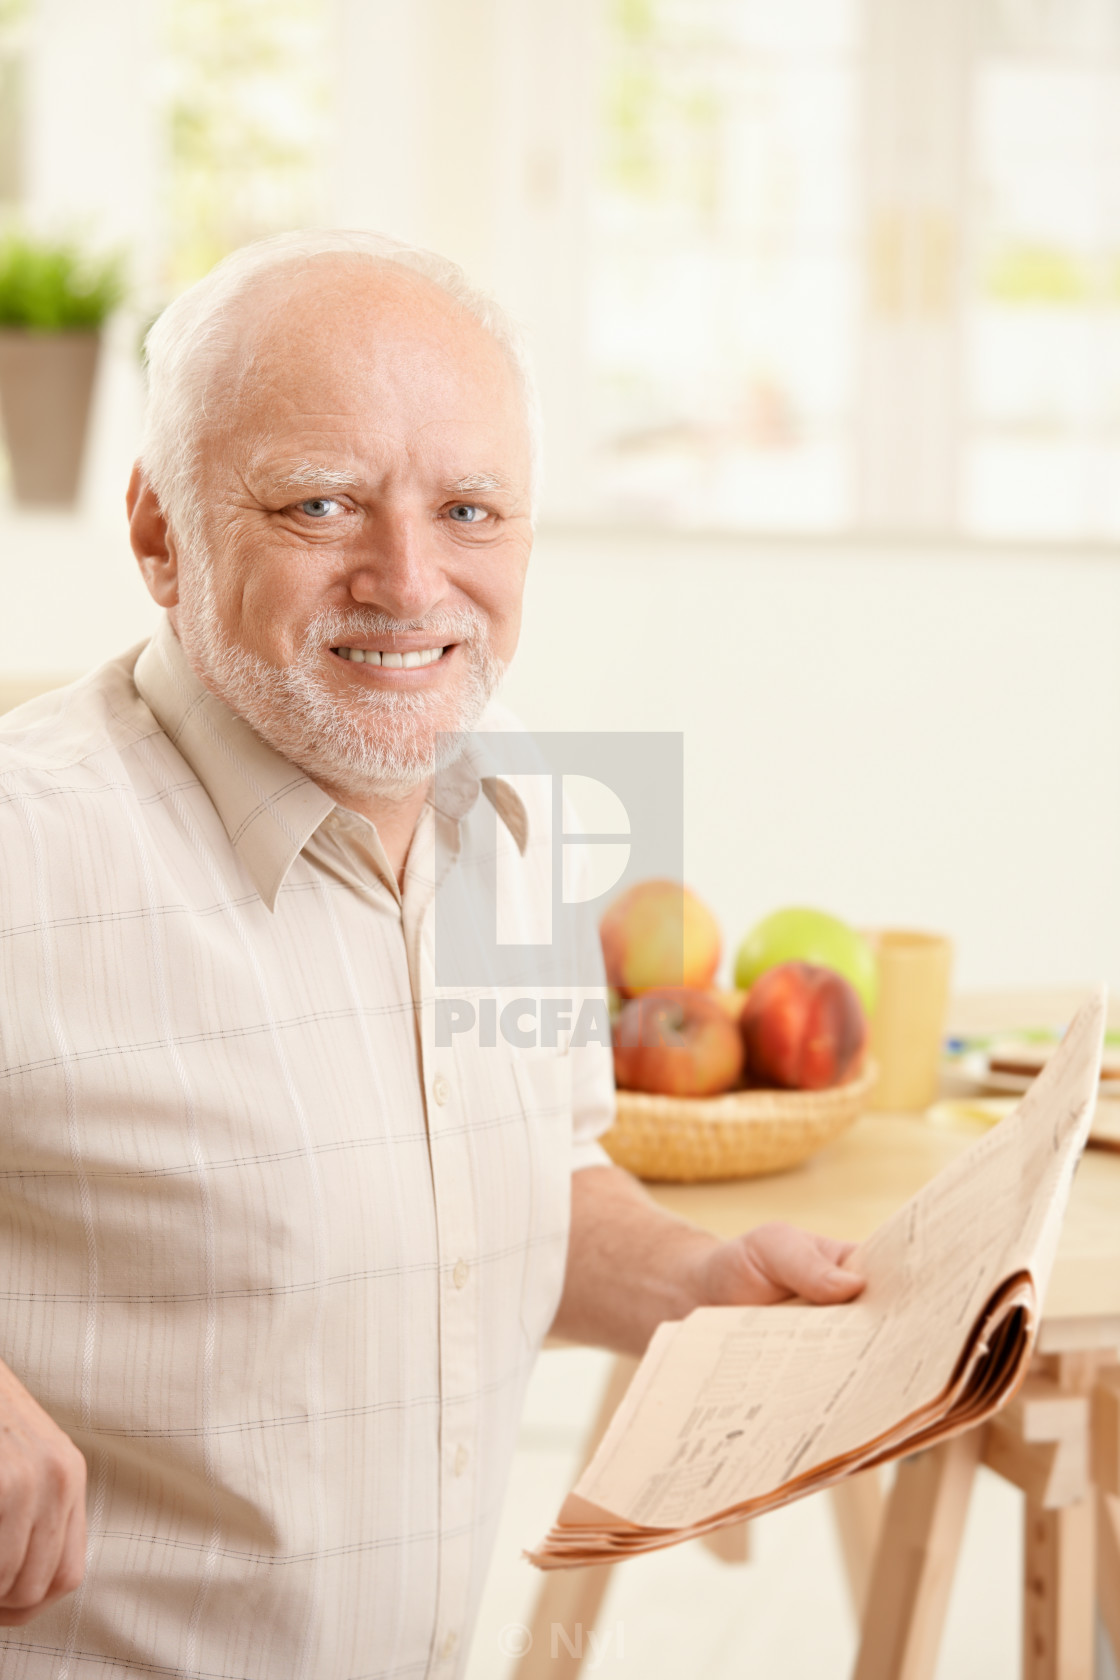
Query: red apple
600 880 721 997
613 988 745 1097
740 962 866 1091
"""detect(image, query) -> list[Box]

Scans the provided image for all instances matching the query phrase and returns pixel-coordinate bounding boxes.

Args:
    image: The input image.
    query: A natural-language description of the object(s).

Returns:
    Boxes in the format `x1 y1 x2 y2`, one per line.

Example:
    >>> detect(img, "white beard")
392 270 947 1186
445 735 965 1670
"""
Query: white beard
176 561 505 798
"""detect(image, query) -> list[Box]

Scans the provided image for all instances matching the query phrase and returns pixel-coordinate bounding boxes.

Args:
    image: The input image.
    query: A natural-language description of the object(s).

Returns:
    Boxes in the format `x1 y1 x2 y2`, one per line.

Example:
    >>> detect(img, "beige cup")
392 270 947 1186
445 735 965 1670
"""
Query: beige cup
865 930 954 1112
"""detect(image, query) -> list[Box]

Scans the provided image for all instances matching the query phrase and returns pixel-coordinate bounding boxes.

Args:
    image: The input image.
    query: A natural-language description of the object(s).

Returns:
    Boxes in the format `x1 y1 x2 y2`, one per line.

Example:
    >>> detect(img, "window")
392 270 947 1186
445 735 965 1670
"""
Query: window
162 0 330 291
588 0 861 530
964 0 1120 539
11 0 1118 543
577 0 1120 539
0 0 30 213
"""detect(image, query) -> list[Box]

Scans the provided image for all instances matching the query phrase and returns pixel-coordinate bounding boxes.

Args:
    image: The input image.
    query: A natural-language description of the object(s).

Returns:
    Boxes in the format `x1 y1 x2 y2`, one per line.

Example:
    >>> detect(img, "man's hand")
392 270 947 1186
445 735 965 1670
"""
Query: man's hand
553 1164 865 1356
0 1360 86 1626
698 1221 865 1309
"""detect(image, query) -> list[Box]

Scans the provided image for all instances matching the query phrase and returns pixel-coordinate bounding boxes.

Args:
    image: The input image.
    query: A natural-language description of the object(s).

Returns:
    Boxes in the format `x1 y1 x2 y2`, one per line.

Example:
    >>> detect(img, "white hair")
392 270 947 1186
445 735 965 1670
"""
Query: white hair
140 228 542 547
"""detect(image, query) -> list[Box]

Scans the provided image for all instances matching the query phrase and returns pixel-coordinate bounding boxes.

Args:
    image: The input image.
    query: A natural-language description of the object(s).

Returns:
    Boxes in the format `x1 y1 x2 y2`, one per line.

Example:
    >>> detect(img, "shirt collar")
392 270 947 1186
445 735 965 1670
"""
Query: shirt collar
426 733 531 856
133 617 530 910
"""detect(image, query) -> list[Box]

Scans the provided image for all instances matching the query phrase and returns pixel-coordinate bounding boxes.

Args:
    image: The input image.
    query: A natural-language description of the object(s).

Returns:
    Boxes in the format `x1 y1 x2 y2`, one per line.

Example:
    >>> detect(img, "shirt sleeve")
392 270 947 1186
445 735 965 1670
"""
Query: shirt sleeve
570 1011 615 1172
561 786 617 1173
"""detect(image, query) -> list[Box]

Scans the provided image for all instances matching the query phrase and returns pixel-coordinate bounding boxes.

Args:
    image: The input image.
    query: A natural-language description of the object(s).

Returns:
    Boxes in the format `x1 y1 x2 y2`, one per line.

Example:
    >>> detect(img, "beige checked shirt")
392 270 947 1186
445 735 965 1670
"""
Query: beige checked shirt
0 618 613 1680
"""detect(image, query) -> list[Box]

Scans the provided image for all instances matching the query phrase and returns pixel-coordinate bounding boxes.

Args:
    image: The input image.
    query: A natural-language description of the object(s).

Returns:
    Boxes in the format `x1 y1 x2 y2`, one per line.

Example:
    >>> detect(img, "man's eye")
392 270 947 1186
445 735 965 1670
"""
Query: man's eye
448 504 489 523
298 498 341 519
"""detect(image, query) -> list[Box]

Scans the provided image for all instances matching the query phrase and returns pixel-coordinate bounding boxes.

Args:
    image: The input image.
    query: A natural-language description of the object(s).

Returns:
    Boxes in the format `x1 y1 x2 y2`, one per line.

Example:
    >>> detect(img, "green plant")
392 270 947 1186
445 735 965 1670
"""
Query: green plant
984 243 1097 306
0 233 125 331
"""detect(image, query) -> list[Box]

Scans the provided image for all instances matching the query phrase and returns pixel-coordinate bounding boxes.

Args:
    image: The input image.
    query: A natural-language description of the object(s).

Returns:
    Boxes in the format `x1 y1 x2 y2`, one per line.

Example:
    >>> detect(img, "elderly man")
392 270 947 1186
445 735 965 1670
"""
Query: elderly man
0 230 862 1678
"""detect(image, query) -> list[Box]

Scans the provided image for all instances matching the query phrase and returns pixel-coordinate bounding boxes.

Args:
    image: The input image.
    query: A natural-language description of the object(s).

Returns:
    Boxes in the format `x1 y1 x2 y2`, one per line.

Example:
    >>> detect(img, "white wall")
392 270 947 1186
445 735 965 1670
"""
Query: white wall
1 511 1115 993
0 513 158 678
0 512 1115 993
502 529 1120 994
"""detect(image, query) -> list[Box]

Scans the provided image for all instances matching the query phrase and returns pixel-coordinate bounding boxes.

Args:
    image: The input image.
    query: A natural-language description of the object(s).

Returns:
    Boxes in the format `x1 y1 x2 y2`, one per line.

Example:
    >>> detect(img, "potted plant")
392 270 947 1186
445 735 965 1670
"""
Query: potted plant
0 233 125 508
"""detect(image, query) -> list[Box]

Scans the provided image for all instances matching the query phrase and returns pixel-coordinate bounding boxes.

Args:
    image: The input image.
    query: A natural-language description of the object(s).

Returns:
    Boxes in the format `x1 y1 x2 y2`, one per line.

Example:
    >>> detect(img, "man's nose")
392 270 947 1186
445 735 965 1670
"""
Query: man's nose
345 508 447 621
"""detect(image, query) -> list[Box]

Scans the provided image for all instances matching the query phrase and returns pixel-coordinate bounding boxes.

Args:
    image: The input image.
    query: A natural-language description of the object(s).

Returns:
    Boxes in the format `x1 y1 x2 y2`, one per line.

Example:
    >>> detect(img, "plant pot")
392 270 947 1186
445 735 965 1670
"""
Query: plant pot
0 329 102 508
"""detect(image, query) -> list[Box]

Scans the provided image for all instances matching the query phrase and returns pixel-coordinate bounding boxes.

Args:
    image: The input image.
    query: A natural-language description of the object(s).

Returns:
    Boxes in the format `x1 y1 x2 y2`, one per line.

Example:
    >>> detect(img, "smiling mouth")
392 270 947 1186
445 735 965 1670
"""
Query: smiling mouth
332 645 448 669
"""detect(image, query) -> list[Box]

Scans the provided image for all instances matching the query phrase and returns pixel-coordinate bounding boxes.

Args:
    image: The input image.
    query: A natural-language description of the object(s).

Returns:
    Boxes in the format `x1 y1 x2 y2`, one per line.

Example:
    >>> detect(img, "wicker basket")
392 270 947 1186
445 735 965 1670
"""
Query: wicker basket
601 1061 878 1183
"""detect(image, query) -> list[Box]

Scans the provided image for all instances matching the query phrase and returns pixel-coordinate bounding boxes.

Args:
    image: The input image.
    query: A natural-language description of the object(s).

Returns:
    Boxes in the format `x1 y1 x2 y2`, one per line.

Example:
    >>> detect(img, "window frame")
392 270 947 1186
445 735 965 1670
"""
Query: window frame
15 0 1120 551
493 0 1120 547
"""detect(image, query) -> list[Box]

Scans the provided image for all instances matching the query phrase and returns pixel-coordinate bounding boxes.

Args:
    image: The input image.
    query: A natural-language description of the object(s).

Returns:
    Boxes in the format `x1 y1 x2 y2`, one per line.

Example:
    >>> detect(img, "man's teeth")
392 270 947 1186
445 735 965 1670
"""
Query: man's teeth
336 646 445 668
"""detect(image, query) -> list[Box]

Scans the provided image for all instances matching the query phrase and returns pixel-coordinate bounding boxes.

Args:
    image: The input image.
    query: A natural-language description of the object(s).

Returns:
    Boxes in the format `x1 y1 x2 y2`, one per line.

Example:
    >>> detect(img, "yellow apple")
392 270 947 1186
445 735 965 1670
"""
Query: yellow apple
599 879 721 997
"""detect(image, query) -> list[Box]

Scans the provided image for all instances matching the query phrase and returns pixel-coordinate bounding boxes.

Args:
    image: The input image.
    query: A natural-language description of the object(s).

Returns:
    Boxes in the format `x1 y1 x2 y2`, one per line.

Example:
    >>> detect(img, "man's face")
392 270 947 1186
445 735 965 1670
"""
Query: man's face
168 261 534 796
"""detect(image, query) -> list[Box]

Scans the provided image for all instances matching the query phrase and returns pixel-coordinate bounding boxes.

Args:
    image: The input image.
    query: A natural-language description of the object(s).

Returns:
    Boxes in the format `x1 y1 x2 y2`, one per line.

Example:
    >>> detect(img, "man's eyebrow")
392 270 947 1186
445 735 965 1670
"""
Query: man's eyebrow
446 472 510 496
252 463 514 499
254 460 365 497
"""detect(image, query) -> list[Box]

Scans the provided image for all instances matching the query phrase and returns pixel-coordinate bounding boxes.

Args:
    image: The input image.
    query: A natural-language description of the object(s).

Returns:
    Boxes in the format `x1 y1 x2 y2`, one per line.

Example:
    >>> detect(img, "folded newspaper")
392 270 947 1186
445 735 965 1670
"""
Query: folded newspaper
528 987 1106 1570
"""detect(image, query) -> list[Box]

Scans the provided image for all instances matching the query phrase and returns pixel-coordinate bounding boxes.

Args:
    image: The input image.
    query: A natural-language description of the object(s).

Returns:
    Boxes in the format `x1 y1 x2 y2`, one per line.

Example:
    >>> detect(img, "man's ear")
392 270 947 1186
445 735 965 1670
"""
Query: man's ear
127 462 180 609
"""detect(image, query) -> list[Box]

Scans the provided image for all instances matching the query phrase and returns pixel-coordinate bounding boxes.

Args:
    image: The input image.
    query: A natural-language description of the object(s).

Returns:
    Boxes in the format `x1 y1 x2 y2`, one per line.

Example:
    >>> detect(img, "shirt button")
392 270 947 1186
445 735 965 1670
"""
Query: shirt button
452 1259 469 1290
432 1074 451 1107
454 1443 470 1477
441 1630 458 1659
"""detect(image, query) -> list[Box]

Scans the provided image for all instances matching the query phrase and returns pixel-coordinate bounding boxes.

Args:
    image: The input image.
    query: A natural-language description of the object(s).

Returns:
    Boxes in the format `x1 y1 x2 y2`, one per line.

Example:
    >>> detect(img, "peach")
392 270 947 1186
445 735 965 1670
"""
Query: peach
740 962 866 1091
600 880 721 997
613 988 745 1098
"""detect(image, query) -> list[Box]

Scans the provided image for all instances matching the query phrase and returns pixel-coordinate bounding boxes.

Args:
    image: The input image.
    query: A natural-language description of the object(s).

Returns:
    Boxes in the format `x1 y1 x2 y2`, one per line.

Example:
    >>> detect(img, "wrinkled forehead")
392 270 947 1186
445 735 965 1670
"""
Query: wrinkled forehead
203 258 530 472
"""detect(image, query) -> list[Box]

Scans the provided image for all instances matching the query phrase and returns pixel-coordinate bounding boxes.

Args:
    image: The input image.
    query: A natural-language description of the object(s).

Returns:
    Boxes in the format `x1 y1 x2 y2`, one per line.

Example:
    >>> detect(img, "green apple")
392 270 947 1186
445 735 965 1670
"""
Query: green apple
734 907 878 1016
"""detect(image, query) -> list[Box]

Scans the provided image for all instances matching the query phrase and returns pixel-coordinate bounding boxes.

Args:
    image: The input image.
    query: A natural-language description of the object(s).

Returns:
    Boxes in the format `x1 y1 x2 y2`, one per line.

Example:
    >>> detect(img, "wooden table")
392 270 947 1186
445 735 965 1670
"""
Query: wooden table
516 990 1120 1680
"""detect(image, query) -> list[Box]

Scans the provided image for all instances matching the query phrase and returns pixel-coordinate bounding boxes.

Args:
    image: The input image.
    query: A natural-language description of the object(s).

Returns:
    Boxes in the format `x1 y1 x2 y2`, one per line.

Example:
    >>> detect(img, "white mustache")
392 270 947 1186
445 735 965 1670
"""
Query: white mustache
303 608 487 651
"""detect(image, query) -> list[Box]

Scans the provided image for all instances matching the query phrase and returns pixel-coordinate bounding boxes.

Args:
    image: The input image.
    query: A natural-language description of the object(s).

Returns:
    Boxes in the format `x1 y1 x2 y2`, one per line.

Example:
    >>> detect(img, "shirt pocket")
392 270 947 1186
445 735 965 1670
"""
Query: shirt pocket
510 1050 573 1347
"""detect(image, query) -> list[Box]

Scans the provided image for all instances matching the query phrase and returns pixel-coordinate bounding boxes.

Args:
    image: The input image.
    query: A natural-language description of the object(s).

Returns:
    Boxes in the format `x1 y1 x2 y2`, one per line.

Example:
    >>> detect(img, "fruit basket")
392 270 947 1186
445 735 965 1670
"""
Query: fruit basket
601 1060 878 1183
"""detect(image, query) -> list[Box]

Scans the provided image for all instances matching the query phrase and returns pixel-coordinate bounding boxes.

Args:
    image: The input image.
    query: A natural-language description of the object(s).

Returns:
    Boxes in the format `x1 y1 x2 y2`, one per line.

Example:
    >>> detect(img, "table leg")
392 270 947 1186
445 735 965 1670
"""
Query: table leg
700 1519 752 1565
1097 1491 1120 1673
1093 1365 1120 1671
513 1355 637 1680
829 1467 885 1619
1022 1498 1095 1680
1011 1351 1103 1680
851 1429 983 1680
512 1563 617 1680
